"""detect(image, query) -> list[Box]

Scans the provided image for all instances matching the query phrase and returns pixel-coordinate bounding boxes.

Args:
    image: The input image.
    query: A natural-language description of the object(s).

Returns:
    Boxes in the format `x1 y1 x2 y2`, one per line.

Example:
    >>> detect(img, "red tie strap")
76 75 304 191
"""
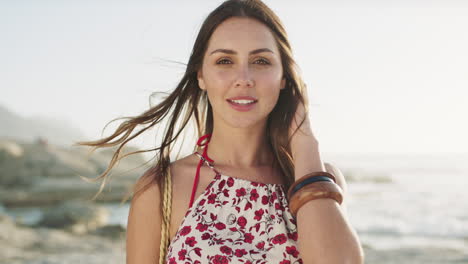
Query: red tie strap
189 134 213 207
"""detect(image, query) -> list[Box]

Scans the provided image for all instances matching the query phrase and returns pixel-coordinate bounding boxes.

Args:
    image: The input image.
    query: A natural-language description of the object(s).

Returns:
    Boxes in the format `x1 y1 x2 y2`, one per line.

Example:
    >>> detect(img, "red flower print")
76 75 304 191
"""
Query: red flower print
201 232 211 240
254 223 260 232
214 222 226 230
194 247 202 257
227 177 234 187
244 233 254 243
261 195 269 205
280 260 291 264
236 187 246 197
168 257 176 264
208 193 217 204
218 179 226 189
180 226 191 236
237 216 247 227
220 245 232 255
272 233 287 245
199 199 206 206
185 236 197 247
235 249 247 257
254 209 264 221
196 223 209 232
275 202 284 211
210 213 218 221
250 189 259 201
255 241 265 249
178 249 187 260
286 246 299 258
212 254 229 264
288 232 298 241
291 217 297 225
270 192 277 203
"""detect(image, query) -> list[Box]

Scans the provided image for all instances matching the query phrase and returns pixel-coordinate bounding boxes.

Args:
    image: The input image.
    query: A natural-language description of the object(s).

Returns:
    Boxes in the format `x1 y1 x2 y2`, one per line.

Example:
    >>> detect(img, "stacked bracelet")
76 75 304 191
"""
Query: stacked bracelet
287 171 343 218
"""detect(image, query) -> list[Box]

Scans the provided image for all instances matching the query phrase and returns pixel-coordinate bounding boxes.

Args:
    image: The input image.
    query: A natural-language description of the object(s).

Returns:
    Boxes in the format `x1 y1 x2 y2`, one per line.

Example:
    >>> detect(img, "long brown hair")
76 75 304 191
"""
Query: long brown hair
76 0 307 260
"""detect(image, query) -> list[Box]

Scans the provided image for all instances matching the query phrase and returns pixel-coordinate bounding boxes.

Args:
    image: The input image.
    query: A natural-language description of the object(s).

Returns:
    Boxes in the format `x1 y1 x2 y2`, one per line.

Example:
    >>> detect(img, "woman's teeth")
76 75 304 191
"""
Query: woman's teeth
229 99 255 105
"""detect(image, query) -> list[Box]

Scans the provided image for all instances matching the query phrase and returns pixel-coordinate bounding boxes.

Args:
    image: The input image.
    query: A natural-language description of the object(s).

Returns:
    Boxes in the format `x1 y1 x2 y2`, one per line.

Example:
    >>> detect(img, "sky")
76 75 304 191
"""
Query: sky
1 0 467 155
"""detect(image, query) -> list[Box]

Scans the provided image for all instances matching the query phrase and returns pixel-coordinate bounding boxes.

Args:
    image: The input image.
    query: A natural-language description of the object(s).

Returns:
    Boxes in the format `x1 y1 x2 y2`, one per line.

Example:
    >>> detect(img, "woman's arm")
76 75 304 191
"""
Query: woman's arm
291 134 364 264
288 87 364 263
126 182 163 264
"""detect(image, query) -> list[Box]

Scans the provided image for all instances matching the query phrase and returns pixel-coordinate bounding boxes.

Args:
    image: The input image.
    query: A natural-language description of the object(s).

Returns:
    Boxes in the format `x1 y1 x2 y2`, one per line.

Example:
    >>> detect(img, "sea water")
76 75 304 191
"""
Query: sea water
326 152 468 260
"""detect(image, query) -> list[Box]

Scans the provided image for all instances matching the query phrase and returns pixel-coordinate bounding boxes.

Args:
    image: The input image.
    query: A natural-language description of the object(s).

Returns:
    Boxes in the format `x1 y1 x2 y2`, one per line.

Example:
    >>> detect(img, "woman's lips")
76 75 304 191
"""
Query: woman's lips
226 99 257 112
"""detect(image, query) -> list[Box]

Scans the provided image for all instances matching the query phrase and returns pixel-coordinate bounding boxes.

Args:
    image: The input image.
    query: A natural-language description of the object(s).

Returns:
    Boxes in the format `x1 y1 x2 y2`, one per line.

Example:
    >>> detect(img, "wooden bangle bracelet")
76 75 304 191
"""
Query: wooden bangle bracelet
288 181 343 218
287 171 337 201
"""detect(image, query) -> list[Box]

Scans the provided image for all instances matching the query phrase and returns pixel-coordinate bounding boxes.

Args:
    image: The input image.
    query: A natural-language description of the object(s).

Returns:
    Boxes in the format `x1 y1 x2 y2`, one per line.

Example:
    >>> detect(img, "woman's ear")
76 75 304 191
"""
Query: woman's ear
197 70 206 91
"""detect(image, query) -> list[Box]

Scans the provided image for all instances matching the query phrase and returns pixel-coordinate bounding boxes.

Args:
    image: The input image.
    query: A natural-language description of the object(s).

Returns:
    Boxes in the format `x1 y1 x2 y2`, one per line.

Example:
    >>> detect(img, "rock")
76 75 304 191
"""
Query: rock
91 224 126 240
0 212 39 256
0 138 147 206
0 211 15 227
0 211 125 264
0 139 24 157
38 200 109 234
0 177 135 207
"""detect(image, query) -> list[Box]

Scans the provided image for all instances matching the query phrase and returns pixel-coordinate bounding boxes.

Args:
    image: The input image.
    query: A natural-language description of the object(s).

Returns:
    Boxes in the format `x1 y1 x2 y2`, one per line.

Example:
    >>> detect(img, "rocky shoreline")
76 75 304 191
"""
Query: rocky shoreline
1 212 126 264
0 177 135 207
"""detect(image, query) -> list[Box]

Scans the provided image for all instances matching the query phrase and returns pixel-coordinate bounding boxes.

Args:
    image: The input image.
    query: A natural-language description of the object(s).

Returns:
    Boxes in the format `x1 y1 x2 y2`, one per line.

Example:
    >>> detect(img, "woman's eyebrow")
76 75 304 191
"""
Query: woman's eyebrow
209 48 274 56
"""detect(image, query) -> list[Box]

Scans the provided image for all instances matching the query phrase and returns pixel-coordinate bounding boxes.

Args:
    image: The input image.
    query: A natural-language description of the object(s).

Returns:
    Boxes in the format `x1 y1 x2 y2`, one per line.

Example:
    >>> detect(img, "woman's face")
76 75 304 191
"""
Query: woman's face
198 17 285 130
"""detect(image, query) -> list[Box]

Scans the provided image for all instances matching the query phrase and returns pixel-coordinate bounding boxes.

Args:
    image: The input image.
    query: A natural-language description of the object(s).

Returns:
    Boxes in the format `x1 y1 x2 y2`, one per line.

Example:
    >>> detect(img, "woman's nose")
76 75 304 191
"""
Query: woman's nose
234 64 254 88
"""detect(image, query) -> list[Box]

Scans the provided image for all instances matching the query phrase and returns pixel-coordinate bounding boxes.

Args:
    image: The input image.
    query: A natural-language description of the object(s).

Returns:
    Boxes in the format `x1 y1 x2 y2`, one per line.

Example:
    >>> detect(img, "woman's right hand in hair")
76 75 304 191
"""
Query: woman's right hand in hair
289 85 319 155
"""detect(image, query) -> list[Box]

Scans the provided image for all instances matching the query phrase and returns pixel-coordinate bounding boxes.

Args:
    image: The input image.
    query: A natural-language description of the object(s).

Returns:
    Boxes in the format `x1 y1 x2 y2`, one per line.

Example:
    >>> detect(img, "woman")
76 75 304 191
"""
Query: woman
79 0 364 263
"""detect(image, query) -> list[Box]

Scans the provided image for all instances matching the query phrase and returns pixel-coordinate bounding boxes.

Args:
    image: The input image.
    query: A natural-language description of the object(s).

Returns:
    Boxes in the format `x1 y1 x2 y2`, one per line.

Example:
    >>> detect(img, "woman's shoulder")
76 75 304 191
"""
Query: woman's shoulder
130 153 197 204
169 153 199 177
168 153 202 193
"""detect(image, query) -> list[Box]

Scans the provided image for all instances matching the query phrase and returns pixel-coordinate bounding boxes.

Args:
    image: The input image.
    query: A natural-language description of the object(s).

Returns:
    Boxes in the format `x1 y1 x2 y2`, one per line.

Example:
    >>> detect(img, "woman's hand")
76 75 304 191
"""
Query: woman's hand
289 85 320 158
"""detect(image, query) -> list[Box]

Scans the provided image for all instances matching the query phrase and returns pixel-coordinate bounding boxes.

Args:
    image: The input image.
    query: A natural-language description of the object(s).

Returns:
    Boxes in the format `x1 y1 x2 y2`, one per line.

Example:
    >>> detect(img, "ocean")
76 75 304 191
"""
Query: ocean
327 152 468 262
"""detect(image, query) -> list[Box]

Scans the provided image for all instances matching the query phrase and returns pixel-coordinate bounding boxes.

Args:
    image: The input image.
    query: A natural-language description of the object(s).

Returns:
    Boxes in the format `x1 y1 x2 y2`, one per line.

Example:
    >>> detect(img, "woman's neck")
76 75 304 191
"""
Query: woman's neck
204 124 273 169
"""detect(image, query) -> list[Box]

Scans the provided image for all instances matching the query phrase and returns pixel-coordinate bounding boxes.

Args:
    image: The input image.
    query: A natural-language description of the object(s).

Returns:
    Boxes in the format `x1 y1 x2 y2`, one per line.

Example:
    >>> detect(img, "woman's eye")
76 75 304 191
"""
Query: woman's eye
216 58 232 64
254 58 270 65
216 58 270 65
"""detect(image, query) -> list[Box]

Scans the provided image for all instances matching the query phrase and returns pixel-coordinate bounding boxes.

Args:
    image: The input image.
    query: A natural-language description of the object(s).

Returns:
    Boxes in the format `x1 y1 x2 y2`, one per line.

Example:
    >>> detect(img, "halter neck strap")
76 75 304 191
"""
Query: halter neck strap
189 133 217 207
196 133 214 164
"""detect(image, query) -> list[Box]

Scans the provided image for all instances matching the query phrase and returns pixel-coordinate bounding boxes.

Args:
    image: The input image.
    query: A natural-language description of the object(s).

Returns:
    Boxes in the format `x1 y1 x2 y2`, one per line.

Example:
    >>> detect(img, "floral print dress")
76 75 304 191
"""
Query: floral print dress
165 136 303 264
